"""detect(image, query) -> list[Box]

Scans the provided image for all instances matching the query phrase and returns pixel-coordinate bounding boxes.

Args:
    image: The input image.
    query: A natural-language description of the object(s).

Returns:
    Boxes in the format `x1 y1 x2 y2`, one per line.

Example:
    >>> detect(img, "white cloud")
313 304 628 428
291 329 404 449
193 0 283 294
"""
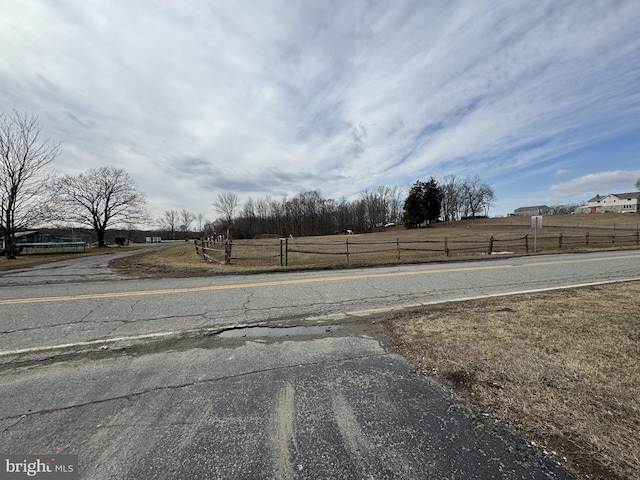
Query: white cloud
0 1 639 221
549 170 640 200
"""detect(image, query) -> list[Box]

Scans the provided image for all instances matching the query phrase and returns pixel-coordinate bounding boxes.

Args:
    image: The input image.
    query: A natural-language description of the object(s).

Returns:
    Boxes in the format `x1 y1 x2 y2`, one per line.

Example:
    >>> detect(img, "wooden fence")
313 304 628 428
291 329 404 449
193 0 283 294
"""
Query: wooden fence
195 231 640 267
194 239 233 264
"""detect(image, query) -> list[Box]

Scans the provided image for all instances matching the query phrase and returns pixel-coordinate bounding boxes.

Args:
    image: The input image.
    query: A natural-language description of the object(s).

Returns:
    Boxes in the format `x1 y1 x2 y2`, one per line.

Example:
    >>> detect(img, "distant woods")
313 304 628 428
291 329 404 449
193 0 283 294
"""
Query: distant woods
235 187 405 238
230 176 495 238
158 177 498 240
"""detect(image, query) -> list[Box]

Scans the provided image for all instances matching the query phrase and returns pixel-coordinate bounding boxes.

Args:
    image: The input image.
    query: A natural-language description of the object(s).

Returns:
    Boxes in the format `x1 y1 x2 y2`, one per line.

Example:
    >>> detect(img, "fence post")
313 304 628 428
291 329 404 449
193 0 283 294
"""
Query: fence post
585 231 589 246
196 239 206 260
280 238 284 267
558 233 563 249
612 235 615 247
346 238 350 266
524 234 529 253
396 238 400 261
444 237 449 256
488 236 494 255
636 231 639 246
285 237 289 266
224 240 232 264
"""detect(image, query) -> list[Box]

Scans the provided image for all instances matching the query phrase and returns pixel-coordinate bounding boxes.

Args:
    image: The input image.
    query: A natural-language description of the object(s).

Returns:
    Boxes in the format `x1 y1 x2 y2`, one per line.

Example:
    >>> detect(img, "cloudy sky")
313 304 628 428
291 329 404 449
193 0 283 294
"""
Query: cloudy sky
2 0 639 223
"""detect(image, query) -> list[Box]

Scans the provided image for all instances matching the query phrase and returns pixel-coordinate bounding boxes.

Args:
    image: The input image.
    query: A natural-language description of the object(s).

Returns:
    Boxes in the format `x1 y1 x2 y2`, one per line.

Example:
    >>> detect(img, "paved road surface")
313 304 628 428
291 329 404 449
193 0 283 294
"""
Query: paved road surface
1 250 639 356
1 324 569 479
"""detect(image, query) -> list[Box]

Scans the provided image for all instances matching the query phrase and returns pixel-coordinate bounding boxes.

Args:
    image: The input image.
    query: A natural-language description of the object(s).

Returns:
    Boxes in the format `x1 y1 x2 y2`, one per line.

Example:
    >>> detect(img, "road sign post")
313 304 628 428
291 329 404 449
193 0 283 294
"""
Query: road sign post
531 216 543 253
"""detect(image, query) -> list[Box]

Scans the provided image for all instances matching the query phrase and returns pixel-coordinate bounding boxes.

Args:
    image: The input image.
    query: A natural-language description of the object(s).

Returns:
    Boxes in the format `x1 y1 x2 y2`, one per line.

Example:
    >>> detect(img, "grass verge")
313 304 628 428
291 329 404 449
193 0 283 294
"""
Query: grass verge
384 281 640 479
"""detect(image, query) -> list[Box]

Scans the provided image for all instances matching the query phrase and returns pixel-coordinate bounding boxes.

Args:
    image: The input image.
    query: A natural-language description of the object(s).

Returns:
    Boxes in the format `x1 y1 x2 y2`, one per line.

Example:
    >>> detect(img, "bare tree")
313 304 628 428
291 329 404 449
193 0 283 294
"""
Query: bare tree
55 166 148 247
212 192 239 238
360 187 392 229
440 175 462 221
180 209 194 238
388 185 405 224
158 209 179 239
195 212 206 233
636 178 640 190
480 184 496 217
0 111 60 258
459 175 494 218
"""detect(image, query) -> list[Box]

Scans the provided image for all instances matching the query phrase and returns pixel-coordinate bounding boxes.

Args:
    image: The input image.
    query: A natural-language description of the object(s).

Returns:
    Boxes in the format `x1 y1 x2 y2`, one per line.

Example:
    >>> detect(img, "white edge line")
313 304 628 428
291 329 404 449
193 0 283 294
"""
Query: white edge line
0 324 255 357
2 278 639 358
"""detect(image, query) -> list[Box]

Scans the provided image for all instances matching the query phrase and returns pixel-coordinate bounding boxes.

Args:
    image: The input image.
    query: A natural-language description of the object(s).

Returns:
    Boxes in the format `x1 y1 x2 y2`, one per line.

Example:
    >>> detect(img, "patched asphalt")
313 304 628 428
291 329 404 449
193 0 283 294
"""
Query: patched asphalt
0 323 570 479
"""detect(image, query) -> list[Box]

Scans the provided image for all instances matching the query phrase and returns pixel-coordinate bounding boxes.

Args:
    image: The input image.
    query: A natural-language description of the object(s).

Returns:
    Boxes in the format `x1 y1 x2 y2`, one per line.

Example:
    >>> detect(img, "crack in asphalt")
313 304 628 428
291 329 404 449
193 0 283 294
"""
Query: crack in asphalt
1 317 125 336
1 416 26 434
128 298 141 317
0 351 393 426
242 288 254 312
0 311 216 337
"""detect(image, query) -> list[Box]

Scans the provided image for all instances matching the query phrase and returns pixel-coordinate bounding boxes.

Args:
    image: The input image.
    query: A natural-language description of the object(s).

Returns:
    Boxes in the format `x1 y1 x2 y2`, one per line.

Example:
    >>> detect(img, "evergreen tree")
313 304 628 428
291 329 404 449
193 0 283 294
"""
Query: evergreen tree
403 178 442 228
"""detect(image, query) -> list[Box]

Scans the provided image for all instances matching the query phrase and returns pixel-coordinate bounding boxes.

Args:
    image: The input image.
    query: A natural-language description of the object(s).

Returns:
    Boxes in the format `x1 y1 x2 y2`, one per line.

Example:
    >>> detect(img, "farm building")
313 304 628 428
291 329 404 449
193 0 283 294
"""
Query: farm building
574 192 640 214
513 205 552 216
0 231 39 250
1 230 89 254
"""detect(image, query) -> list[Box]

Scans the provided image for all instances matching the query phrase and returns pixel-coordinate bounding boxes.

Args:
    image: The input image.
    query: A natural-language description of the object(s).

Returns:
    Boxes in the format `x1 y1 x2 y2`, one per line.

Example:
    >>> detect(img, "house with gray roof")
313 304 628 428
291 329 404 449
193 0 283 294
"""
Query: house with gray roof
513 205 552 216
574 192 640 214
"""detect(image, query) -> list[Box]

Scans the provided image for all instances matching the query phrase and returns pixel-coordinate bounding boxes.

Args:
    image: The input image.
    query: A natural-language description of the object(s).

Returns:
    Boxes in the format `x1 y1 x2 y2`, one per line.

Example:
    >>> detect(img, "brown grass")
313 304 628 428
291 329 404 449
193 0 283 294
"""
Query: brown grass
384 282 640 479
116 213 640 275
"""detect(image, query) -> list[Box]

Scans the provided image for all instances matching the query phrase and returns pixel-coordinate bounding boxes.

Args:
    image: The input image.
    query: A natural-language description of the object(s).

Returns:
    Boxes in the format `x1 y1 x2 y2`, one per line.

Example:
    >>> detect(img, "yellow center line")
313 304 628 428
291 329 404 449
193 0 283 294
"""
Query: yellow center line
1 253 639 306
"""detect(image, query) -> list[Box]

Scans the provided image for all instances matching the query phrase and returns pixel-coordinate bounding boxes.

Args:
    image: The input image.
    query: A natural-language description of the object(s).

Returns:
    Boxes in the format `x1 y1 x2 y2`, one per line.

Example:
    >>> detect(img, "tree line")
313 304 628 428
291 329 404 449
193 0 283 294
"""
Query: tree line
218 176 495 238
156 174 496 240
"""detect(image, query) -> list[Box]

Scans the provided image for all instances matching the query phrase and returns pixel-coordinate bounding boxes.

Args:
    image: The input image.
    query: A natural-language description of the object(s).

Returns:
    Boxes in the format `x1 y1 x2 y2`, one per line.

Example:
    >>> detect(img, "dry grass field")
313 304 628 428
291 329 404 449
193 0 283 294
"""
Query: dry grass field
109 213 640 275
4 213 636 274
384 281 639 480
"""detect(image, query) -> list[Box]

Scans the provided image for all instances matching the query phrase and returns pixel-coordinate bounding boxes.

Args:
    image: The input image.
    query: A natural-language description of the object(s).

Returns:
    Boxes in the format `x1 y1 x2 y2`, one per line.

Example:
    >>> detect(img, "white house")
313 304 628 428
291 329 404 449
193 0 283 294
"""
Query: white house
575 192 640 214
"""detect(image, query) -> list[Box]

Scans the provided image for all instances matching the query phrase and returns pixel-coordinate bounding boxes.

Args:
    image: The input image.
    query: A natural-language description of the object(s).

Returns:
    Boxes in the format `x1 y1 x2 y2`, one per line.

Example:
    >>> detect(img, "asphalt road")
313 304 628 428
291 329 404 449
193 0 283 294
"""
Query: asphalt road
1 327 569 480
1 250 638 479
1 249 639 356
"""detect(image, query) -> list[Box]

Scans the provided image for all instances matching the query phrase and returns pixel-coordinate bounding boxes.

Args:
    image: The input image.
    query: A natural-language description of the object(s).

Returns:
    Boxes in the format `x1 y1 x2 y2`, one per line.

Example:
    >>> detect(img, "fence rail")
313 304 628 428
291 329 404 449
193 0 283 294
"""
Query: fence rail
195 231 640 267
194 239 233 264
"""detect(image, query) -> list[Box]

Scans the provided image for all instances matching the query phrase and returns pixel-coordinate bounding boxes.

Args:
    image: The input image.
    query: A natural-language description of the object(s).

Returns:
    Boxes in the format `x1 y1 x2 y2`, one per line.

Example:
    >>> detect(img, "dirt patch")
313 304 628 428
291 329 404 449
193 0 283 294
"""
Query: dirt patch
384 282 640 479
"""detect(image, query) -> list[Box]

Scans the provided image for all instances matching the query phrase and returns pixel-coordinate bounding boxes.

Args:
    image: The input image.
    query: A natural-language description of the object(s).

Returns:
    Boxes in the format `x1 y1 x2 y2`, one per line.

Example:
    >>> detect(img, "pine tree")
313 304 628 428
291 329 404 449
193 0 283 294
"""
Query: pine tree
403 178 442 228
